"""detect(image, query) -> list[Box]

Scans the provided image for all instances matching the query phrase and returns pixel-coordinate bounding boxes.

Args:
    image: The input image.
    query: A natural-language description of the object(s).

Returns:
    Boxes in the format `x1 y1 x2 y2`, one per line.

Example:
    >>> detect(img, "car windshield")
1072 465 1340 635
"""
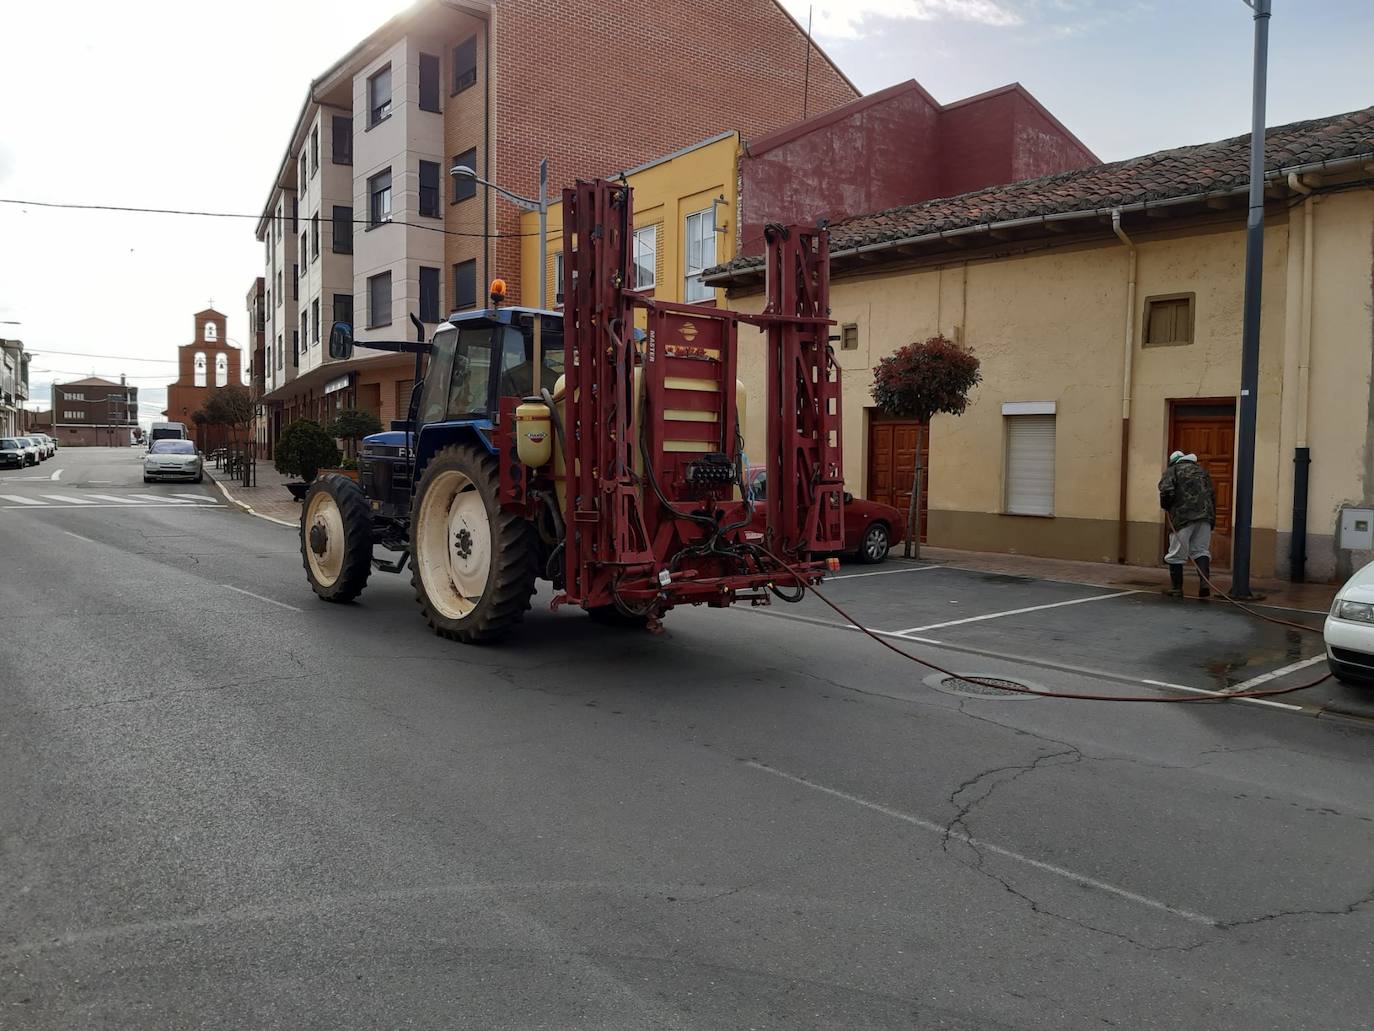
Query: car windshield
150 440 197 455
1 439 19 449
17 438 33 446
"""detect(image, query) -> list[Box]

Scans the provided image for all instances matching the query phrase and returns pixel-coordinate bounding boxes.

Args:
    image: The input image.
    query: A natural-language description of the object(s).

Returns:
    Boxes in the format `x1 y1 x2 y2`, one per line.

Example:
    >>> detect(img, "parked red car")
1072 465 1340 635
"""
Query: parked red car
745 467 906 563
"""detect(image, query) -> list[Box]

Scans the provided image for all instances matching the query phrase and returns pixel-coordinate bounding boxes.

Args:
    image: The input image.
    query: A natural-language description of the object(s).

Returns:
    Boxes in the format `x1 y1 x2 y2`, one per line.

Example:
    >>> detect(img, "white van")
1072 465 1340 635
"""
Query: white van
149 421 188 446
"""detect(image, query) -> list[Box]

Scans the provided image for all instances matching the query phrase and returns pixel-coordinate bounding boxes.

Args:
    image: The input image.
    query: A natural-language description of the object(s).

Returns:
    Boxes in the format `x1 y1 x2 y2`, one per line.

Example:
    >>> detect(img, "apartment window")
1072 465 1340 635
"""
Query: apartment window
633 225 657 290
1003 404 1057 517
419 266 440 323
64 410 85 420
311 298 320 343
333 293 353 328
452 36 477 94
266 287 272 311
369 271 393 327
63 391 84 401
276 337 283 369
451 148 477 203
310 125 319 176
292 263 299 301
299 157 306 197
301 231 307 266
417 160 441 218
292 329 299 367
276 270 282 297
554 251 565 306
684 208 716 302
841 324 859 350
369 169 392 226
267 342 273 371
332 115 353 165
311 212 320 260
368 64 392 126
419 52 441 112
453 260 477 311
275 204 283 239
332 205 353 253
291 195 299 232
300 313 307 356
1143 293 1195 347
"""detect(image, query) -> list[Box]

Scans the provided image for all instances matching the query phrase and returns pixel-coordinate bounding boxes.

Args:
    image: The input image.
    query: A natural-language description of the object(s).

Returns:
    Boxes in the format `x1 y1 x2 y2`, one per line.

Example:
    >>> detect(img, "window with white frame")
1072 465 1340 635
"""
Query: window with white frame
1002 403 1057 516
63 391 84 401
633 225 657 291
64 410 86 420
684 209 715 302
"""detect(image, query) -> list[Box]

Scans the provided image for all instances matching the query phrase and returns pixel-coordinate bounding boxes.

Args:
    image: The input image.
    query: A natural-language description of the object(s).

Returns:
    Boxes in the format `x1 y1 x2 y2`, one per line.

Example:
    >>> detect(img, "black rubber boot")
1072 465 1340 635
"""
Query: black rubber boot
1164 564 1184 597
1196 557 1211 599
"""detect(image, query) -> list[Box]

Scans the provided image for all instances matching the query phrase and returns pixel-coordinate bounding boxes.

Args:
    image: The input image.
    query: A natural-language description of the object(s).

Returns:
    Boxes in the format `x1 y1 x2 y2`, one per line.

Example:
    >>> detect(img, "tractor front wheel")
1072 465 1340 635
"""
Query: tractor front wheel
410 444 536 643
301 474 374 602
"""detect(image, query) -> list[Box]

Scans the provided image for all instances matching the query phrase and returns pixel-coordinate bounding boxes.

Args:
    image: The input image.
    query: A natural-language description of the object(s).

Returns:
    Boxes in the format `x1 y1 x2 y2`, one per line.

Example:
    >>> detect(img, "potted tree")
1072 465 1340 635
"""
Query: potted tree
871 335 981 559
323 408 384 479
274 419 341 500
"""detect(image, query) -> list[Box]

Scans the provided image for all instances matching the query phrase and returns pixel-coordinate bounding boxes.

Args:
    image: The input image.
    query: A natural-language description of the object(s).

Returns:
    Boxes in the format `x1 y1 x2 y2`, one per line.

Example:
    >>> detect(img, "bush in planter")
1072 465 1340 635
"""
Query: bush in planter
327 409 384 459
274 419 340 483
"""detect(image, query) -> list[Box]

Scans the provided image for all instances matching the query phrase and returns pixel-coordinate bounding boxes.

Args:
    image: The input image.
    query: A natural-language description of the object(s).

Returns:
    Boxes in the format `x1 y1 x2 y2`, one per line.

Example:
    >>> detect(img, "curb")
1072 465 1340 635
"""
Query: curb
208 471 298 528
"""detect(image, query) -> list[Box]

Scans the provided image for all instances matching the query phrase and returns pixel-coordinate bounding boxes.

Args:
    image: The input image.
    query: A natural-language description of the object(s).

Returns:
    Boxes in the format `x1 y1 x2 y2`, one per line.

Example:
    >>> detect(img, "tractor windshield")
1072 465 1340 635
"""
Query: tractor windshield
416 314 566 428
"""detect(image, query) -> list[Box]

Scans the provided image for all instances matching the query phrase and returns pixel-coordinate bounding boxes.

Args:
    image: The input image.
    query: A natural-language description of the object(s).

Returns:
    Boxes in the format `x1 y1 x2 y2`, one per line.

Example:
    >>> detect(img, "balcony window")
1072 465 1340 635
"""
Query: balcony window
452 36 477 94
684 208 716 303
368 65 392 127
332 115 352 165
451 148 477 204
419 53 440 112
453 260 476 311
368 169 392 226
369 271 392 327
333 293 353 328
332 206 353 253
419 266 440 323
310 125 319 176
419 161 441 218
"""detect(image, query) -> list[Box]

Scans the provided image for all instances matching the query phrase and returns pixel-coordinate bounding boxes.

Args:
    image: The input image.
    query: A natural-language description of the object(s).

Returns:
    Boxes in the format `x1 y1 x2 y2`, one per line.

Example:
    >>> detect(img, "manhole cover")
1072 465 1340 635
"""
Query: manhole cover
925 673 1044 700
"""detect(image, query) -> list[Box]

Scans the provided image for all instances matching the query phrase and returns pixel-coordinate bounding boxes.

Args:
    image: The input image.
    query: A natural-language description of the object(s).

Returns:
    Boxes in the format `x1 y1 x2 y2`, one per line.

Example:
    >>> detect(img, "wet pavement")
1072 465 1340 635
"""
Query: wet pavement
759 559 1372 726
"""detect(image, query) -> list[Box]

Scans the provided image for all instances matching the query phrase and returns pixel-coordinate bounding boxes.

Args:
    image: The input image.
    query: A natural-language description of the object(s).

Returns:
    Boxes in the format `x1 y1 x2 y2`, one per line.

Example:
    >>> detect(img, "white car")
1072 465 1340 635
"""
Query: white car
0 437 27 469
30 434 54 458
15 436 41 466
1324 560 1374 685
143 439 204 483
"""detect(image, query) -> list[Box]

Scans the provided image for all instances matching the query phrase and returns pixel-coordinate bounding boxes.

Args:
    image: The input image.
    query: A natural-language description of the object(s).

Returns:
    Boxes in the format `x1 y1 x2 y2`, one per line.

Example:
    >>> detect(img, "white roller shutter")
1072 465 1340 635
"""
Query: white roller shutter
1005 415 1056 516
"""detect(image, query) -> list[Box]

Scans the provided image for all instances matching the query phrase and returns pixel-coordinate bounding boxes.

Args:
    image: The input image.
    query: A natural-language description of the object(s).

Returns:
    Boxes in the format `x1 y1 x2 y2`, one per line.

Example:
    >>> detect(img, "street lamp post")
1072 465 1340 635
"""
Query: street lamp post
450 158 549 310
1230 0 1272 599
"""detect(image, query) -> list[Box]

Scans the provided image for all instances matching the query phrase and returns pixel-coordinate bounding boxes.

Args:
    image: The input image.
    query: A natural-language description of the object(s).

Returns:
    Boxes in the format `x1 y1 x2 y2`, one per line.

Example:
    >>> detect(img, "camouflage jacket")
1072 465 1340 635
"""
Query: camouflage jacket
1158 460 1215 528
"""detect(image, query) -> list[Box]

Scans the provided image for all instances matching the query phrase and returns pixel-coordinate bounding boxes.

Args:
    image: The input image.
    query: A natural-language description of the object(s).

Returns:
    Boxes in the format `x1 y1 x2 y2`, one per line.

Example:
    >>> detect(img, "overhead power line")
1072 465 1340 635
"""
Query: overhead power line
0 197 541 238
26 348 178 363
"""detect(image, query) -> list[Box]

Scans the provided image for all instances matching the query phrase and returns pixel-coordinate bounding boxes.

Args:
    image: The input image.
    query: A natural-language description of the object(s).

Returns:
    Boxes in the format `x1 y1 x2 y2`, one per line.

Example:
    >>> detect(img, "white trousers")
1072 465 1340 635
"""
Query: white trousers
1165 520 1212 564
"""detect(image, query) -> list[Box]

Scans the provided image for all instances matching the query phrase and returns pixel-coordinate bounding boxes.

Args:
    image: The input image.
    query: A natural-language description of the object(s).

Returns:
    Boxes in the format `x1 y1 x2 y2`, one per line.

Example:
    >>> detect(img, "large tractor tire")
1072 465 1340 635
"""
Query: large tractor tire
301 474 374 603
410 443 536 643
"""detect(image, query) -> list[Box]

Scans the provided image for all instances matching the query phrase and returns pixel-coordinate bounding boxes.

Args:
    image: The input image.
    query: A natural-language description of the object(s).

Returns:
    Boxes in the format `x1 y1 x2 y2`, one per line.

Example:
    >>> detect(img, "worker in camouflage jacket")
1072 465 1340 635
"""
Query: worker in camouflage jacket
1158 450 1217 598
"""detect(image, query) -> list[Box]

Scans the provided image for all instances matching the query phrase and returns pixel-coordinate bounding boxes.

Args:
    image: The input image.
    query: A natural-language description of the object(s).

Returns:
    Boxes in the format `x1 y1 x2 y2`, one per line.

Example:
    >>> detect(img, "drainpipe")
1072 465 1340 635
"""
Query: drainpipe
1112 208 1137 564
1288 172 1316 581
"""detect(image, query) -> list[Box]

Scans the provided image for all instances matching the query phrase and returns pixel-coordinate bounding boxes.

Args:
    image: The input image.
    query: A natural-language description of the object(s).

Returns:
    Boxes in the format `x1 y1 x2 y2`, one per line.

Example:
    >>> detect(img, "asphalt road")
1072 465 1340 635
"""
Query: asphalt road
3 449 1373 1030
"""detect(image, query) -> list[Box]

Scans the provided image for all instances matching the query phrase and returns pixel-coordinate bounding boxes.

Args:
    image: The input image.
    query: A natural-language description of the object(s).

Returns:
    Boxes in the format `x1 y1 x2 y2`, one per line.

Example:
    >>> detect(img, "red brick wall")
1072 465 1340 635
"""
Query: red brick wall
483 0 858 302
741 82 942 255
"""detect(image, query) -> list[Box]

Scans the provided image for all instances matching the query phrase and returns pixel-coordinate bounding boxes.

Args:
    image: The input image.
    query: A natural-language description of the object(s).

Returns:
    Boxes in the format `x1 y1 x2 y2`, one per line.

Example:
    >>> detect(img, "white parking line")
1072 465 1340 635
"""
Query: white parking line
220 584 302 612
1224 654 1329 694
0 494 44 505
894 590 1139 635
85 494 146 504
829 565 940 581
747 760 1218 926
171 493 214 502
42 494 95 505
128 494 195 504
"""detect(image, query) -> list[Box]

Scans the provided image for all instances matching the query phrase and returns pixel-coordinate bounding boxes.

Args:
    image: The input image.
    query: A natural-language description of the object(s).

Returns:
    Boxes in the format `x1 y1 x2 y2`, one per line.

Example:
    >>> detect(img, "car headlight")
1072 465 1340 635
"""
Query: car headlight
1334 599 1374 623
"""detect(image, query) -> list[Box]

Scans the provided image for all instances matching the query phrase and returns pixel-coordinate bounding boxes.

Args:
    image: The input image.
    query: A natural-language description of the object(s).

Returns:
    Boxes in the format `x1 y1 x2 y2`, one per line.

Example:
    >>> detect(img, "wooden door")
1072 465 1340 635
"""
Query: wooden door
868 417 929 543
1168 401 1235 567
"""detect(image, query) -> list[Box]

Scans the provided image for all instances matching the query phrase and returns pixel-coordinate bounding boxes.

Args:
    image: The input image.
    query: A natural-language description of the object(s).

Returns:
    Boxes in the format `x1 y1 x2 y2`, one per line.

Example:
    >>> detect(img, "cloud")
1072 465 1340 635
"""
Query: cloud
783 0 1023 40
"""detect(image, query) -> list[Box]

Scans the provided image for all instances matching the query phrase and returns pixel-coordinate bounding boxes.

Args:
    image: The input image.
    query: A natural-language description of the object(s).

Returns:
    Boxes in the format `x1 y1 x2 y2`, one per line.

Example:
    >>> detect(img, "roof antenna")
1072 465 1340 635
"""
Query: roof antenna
802 4 814 120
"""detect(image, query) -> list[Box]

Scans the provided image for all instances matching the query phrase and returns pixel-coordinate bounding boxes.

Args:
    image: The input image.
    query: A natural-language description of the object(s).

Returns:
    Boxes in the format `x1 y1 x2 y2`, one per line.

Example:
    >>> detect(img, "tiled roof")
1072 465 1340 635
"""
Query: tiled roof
710 106 1374 278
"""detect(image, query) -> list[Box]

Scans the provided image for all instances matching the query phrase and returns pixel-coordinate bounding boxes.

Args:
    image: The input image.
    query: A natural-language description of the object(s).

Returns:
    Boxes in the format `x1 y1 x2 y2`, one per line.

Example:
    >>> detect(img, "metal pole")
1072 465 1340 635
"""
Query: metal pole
538 157 549 310
1230 0 1270 599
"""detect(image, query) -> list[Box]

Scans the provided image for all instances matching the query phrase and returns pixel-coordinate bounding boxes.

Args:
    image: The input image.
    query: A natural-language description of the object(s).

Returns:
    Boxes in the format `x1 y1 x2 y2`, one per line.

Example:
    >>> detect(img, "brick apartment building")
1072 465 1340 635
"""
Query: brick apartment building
50 376 138 446
163 309 246 452
255 0 855 454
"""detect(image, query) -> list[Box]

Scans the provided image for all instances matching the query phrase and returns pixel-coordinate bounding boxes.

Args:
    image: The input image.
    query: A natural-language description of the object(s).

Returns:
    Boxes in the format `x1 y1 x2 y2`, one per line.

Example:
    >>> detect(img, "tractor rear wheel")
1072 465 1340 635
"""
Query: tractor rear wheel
301 474 374 603
410 443 536 643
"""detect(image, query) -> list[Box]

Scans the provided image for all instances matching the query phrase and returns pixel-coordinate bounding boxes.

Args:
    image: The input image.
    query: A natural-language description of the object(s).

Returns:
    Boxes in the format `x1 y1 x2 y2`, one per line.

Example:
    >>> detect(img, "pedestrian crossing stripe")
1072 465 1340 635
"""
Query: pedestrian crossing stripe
0 493 221 509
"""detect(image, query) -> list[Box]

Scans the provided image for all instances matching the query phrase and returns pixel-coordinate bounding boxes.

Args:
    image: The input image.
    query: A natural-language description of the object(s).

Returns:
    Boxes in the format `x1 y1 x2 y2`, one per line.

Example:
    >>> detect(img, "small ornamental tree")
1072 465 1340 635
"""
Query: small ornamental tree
274 418 340 483
871 335 982 558
327 408 383 459
201 385 256 453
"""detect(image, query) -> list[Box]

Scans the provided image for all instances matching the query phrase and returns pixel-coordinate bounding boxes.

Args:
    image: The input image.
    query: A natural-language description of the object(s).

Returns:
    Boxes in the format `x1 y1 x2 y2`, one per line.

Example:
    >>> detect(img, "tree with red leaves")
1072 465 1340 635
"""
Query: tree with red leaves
871 335 981 558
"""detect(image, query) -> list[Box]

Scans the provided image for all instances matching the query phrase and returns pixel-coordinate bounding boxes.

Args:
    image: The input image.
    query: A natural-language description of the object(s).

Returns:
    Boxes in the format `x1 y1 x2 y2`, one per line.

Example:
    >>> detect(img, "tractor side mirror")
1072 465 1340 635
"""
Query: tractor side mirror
328 322 355 361
843 491 854 504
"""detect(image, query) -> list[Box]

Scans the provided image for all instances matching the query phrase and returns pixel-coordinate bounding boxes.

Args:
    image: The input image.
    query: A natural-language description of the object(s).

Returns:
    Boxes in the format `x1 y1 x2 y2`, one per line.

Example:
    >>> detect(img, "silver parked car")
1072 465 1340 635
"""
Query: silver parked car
143 439 203 483
15 436 41 466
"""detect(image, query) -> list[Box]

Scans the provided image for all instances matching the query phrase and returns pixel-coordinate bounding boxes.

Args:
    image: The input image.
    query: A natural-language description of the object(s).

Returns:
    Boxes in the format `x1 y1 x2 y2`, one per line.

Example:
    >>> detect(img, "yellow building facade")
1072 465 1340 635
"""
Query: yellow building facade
521 132 740 310
710 111 1374 582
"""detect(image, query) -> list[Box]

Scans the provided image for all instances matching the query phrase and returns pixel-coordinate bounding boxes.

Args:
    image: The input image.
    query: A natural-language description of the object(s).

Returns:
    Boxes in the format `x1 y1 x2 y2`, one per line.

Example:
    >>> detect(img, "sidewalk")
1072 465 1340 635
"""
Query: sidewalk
206 461 303 526
912 545 1338 614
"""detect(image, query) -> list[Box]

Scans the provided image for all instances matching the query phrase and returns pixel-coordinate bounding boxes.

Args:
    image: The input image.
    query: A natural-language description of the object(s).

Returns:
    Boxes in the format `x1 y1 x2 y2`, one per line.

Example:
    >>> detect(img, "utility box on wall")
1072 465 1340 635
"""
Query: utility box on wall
1339 507 1374 551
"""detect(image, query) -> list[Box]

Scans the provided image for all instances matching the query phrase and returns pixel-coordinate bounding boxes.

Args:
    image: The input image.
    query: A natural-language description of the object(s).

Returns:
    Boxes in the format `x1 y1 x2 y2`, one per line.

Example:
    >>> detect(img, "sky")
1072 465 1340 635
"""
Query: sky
1 0 1369 427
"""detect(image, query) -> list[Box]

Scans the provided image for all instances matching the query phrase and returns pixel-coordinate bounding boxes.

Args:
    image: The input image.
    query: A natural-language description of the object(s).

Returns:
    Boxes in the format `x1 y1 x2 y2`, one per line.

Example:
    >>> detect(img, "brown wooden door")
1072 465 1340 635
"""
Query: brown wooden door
868 418 929 543
1168 401 1235 567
